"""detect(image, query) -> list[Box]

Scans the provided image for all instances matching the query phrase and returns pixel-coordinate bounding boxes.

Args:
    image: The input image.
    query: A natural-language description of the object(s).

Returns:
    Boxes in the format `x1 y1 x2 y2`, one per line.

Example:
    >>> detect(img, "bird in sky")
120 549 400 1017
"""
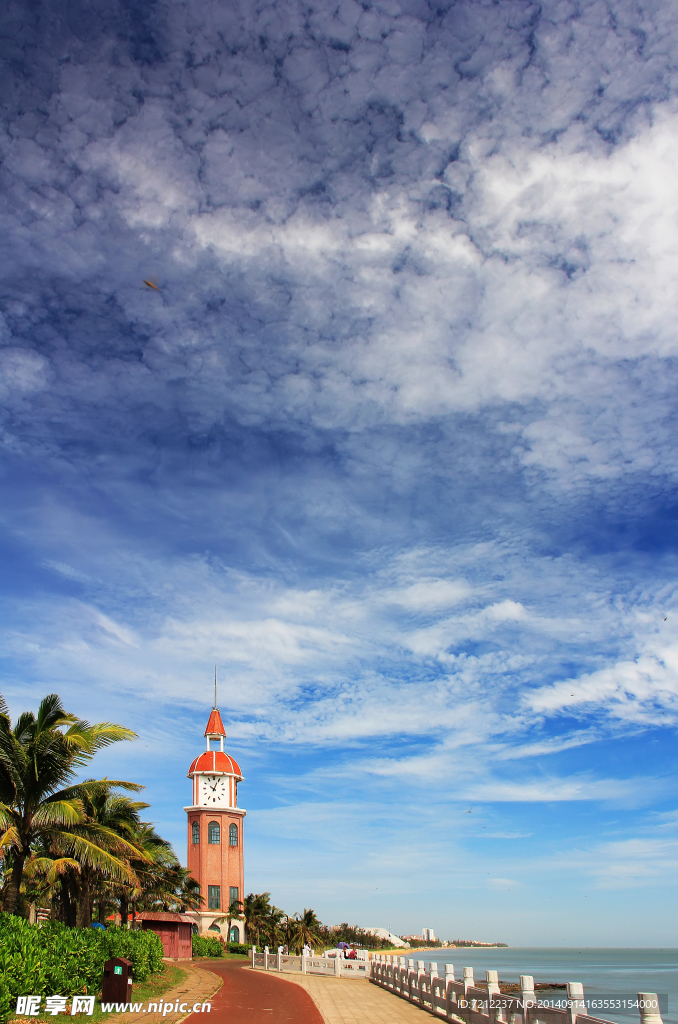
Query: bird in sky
143 279 161 292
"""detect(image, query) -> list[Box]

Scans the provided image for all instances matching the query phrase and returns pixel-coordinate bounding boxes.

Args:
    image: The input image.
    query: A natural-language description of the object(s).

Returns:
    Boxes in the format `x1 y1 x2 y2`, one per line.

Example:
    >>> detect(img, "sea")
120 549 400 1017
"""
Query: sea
411 948 678 1024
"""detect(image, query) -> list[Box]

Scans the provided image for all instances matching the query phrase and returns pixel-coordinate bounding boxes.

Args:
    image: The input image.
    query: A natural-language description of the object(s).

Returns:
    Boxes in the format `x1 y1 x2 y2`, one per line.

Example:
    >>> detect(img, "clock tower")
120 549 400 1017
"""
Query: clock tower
184 704 246 939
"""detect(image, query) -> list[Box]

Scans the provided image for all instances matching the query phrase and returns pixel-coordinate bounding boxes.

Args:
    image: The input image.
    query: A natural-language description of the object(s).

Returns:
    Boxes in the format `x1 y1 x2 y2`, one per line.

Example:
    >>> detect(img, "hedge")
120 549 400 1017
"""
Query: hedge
191 934 223 958
225 942 249 955
0 914 164 1023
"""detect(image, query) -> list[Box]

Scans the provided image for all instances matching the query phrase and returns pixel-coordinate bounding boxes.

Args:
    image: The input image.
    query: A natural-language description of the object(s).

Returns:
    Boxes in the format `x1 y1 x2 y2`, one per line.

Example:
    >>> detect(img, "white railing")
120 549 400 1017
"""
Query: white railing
251 948 370 979
369 958 663 1024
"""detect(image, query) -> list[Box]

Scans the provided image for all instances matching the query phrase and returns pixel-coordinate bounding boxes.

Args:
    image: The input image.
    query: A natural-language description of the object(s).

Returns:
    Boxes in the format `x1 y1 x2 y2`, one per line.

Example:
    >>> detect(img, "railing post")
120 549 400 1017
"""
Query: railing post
521 976 536 1024
301 953 307 974
487 971 500 998
638 993 663 1024
427 964 438 1009
407 959 415 1001
445 966 457 1022
264 949 268 970
567 982 586 1024
417 961 426 1005
462 967 475 1023
487 970 502 1024
276 952 281 971
334 955 341 977
251 946 256 968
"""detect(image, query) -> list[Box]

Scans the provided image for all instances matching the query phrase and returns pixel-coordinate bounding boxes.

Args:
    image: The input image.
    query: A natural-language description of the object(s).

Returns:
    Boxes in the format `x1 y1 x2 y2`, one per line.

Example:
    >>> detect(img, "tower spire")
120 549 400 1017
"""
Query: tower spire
214 666 217 709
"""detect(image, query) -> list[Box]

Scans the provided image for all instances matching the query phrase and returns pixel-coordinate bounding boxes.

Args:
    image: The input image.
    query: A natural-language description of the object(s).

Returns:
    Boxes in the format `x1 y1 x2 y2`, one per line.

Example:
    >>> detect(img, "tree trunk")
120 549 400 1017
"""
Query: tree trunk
120 893 128 926
76 871 91 928
4 851 26 916
62 872 78 927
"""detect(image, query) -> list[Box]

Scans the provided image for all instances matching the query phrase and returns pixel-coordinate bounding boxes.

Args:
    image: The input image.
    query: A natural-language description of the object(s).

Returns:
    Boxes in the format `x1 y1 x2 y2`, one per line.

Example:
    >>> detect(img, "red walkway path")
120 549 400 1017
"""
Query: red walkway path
189 960 325 1024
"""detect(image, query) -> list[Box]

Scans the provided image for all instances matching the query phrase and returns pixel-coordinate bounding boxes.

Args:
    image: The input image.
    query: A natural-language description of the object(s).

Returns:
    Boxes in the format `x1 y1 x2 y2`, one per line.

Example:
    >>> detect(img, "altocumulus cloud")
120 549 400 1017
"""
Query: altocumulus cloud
1 0 678 939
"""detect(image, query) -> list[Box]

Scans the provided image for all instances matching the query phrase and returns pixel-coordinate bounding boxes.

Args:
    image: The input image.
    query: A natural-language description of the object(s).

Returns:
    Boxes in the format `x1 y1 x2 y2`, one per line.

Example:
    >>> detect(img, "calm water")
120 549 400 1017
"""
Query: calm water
404 949 678 1024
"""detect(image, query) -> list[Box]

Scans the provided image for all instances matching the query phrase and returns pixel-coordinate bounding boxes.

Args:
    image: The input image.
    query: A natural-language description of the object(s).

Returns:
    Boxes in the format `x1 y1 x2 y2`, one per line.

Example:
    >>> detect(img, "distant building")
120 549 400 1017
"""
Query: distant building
365 928 407 947
422 928 436 941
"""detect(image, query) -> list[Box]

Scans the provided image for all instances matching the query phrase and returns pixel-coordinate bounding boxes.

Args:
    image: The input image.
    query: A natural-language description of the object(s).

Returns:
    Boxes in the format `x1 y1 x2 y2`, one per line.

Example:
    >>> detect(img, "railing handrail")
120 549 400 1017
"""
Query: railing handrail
251 946 370 979
366 955 663 1024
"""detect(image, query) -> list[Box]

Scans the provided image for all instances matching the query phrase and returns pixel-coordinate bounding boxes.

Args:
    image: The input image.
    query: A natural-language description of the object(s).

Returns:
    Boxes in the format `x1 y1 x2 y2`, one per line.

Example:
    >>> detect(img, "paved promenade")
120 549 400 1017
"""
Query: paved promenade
186 960 324 1024
245 967 432 1024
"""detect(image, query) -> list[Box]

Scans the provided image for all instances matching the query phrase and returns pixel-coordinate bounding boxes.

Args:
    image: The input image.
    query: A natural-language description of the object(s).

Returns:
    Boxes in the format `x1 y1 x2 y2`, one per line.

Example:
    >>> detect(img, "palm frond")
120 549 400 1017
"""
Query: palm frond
23 855 81 882
35 694 76 735
33 799 84 827
63 834 138 883
0 825 20 851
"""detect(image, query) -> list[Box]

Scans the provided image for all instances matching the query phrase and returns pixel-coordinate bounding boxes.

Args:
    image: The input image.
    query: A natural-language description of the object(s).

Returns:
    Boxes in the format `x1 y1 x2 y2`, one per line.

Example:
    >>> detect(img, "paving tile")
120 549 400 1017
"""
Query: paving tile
251 970 437 1024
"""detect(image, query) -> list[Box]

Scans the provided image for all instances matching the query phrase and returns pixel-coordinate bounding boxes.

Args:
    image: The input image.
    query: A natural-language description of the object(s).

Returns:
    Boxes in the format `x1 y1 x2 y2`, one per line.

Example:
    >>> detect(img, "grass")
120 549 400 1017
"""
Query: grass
10 965 188 1024
129 965 188 1005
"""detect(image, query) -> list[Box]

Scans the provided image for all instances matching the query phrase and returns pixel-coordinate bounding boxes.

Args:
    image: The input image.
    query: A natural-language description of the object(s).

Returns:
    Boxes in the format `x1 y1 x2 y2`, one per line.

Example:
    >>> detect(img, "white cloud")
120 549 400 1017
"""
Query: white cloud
529 640 678 724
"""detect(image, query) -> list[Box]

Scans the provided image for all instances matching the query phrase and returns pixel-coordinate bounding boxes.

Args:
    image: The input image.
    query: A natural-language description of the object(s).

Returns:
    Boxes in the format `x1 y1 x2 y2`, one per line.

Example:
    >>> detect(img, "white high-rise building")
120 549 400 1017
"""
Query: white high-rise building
422 928 436 941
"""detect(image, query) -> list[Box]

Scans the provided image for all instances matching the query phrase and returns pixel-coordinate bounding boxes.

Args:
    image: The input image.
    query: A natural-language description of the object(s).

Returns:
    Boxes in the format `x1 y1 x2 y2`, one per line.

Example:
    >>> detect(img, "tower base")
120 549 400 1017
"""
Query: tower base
186 910 245 942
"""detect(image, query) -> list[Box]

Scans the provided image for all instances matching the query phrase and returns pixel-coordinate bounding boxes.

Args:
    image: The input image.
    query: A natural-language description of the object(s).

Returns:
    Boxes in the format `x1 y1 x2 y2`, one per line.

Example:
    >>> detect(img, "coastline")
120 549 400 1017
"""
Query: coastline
370 946 506 957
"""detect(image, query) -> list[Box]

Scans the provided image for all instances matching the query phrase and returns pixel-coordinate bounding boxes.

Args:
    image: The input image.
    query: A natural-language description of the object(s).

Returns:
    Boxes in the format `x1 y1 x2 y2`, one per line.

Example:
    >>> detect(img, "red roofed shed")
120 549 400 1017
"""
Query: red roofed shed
138 912 194 960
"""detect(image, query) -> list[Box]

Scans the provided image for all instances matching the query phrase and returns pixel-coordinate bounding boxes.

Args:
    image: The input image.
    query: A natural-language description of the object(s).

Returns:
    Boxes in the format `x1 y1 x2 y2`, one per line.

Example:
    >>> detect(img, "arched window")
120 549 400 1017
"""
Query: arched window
229 823 238 847
208 821 220 844
191 822 200 845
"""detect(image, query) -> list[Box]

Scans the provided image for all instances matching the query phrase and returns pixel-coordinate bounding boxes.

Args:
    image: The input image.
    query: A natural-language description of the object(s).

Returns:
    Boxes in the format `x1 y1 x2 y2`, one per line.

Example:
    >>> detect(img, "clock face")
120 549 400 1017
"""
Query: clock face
201 774 229 805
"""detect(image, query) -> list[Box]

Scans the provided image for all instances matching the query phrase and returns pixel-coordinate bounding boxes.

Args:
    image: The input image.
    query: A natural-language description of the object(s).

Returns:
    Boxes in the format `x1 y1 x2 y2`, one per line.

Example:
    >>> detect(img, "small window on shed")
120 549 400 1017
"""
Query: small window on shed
192 822 200 845
229 823 238 846
208 821 220 844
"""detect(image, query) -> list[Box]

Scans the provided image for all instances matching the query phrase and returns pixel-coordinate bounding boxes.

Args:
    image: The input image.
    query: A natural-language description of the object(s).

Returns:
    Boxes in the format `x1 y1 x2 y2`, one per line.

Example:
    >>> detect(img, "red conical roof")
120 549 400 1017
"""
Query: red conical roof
204 708 226 736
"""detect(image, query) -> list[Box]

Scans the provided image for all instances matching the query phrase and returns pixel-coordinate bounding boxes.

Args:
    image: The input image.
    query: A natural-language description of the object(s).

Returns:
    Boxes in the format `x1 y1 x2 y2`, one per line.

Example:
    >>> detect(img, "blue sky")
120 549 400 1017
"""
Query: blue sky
2 0 678 945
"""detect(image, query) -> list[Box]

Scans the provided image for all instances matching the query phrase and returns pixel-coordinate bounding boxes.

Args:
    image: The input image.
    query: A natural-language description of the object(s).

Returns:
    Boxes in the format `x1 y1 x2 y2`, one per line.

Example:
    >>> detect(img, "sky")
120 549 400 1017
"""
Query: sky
1 0 678 946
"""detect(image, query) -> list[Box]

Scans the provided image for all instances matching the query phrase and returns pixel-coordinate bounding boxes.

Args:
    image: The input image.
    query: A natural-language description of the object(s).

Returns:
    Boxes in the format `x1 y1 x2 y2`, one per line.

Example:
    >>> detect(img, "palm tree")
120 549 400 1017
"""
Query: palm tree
225 897 243 943
263 906 286 948
288 908 323 954
0 693 138 915
73 781 150 927
132 854 203 916
243 892 273 947
120 822 176 923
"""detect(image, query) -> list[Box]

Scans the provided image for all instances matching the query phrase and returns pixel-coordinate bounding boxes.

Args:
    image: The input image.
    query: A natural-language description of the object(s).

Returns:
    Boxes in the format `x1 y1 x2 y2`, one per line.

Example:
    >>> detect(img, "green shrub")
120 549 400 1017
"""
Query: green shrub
225 942 250 955
191 934 223 958
0 914 164 1024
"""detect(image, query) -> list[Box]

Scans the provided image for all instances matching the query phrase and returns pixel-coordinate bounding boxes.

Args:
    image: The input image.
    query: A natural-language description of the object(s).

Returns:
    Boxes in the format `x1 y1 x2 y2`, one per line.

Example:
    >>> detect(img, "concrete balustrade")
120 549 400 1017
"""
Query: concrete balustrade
252 947 369 979
369 955 663 1024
